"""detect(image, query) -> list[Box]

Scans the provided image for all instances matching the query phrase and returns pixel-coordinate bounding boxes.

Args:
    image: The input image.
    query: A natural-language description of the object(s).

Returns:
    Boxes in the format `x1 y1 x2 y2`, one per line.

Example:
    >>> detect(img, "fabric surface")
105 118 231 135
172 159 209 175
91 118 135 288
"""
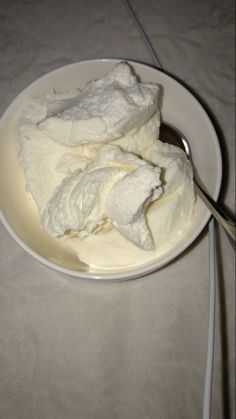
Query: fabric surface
0 0 235 418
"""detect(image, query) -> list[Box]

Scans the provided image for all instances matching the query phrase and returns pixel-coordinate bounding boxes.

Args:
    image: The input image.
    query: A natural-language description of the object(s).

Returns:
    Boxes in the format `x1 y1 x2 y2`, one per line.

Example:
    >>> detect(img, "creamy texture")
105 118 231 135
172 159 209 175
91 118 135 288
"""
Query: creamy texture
17 62 195 268
39 62 159 145
42 145 162 250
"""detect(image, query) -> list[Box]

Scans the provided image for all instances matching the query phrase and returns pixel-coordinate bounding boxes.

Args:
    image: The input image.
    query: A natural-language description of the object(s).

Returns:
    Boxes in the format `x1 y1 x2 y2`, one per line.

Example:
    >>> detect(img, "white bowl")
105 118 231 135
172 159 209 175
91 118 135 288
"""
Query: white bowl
0 59 222 280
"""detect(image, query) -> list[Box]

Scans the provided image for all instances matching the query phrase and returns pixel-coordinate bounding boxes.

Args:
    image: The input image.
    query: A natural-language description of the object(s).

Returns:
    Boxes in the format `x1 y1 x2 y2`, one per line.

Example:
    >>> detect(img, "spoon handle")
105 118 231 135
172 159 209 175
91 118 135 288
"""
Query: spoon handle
194 180 235 243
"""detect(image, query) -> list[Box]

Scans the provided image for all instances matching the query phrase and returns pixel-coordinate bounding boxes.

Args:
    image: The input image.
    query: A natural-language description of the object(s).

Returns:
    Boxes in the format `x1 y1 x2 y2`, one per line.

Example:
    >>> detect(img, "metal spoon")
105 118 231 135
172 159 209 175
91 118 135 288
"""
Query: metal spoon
159 122 236 243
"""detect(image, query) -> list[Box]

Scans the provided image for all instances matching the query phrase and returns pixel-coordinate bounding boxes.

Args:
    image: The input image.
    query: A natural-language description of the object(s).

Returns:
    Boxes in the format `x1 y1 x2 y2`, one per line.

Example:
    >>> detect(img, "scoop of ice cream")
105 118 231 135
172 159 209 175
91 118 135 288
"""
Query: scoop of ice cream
42 145 162 250
38 62 159 145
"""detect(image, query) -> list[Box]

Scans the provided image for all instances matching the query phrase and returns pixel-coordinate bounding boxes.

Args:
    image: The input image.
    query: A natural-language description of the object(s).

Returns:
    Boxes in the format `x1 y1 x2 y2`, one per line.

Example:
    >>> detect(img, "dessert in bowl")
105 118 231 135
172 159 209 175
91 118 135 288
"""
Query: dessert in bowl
0 59 222 280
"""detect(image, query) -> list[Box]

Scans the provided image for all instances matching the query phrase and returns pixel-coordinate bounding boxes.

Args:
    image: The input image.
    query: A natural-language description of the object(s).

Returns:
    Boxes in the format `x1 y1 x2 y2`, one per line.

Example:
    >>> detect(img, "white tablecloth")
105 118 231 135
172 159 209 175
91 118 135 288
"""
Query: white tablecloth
0 1 235 418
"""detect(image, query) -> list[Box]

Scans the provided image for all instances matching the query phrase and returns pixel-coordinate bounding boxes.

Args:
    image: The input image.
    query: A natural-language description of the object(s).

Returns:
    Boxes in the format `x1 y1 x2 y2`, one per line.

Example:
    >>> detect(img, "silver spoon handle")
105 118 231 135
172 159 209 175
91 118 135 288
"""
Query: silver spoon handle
194 180 235 242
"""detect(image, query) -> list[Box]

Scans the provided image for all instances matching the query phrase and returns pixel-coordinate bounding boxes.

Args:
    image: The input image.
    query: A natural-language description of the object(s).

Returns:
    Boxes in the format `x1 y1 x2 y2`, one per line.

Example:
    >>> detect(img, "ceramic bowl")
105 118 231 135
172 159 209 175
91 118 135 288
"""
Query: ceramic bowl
0 59 222 280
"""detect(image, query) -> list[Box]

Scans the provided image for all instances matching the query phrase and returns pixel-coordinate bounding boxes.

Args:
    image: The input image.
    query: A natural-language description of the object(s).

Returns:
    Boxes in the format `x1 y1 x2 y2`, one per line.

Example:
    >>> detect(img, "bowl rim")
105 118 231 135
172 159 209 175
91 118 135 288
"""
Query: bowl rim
0 58 222 281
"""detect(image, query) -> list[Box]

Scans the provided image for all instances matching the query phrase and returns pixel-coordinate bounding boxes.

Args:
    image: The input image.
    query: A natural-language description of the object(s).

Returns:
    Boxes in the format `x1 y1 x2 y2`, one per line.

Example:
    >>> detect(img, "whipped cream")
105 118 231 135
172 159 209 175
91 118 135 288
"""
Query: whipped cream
17 62 195 268
38 62 159 145
42 145 162 249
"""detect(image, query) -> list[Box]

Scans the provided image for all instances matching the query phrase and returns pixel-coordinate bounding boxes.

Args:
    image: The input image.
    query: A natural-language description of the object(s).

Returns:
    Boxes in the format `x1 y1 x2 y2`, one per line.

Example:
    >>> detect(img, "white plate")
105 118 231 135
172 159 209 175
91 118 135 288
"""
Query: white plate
0 59 222 280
